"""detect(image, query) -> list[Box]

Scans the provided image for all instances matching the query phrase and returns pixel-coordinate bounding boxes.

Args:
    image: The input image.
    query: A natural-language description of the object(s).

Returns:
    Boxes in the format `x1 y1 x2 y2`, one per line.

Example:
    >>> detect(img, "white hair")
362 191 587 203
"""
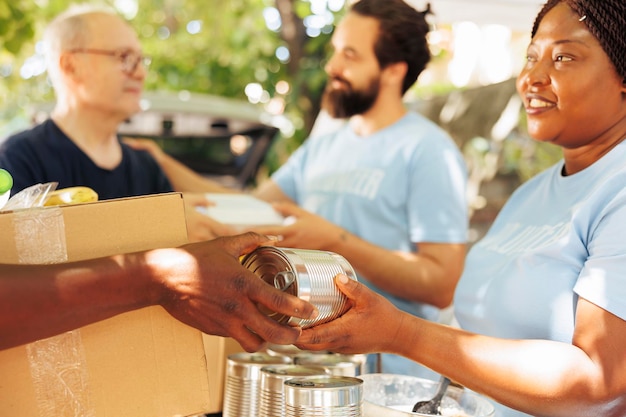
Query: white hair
43 3 118 91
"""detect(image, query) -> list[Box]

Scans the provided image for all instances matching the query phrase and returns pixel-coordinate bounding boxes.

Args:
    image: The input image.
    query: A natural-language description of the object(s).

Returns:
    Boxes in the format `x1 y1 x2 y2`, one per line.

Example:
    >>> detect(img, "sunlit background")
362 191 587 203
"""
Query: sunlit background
9 0 536 110
0 0 558 243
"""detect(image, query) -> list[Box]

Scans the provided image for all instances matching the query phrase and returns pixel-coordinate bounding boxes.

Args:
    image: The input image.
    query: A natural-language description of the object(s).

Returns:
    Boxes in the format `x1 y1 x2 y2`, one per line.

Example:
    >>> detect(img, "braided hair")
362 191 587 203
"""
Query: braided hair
531 0 626 82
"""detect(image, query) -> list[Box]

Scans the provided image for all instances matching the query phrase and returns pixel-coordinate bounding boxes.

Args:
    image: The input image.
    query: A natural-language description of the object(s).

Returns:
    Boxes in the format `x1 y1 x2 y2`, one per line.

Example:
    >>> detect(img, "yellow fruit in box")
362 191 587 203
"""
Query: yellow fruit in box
44 186 99 206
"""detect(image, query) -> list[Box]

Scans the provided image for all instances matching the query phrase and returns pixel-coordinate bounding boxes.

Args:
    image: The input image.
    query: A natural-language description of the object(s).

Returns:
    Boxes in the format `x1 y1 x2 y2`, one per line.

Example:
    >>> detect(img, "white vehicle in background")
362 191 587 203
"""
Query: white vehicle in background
29 91 290 190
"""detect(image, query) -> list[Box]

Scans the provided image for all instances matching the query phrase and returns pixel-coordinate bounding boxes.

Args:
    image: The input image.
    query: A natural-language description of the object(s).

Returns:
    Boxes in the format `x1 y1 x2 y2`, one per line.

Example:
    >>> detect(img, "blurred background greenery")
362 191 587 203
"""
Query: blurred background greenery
0 0 561 238
1 0 351 167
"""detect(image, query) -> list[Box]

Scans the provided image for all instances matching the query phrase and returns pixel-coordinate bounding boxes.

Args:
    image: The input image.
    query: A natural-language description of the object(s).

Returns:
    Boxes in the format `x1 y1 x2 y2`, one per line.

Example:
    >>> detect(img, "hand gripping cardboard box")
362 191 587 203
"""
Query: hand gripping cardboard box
0 193 243 416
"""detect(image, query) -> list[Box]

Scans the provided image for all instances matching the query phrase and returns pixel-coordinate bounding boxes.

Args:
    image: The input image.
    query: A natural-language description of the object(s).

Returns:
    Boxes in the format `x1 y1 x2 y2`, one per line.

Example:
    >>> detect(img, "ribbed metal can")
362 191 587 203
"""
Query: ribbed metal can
241 246 357 328
222 352 291 417
294 353 367 377
258 364 330 417
284 375 363 417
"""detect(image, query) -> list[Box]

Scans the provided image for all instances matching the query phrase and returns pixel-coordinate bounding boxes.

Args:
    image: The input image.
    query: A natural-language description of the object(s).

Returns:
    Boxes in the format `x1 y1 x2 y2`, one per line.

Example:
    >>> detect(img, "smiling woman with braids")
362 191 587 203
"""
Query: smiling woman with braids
295 1 626 416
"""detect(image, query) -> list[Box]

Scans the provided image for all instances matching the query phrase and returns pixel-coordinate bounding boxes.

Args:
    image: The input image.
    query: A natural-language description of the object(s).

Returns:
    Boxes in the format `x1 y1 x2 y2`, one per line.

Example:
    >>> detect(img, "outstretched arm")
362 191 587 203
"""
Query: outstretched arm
124 137 234 193
0 232 317 352
252 202 466 308
296 276 626 417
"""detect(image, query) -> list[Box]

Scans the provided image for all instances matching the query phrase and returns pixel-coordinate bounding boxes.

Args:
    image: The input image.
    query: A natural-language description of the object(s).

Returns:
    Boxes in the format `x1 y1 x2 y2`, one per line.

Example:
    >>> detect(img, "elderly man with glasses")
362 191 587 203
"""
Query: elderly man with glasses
0 4 229 241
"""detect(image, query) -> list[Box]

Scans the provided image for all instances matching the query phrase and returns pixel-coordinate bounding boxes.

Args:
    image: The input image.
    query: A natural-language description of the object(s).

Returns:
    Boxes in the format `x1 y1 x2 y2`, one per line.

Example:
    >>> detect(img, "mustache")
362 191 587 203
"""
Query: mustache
327 76 351 89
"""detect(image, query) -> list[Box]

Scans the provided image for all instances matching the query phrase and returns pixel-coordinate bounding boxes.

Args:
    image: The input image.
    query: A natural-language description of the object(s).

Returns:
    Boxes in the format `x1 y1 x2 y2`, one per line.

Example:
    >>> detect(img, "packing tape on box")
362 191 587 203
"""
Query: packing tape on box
13 208 94 417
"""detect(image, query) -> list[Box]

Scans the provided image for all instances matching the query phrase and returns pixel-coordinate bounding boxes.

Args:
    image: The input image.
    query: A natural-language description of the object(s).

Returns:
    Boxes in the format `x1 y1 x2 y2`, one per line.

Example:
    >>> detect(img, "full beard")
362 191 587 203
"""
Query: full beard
321 76 380 119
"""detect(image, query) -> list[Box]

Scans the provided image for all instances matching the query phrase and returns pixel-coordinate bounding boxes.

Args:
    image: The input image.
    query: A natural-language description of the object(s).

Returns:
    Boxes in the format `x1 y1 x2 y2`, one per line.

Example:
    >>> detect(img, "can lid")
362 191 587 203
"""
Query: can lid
295 353 357 366
284 376 363 407
261 364 329 377
228 352 290 365
285 375 363 389
241 246 295 325
0 169 13 194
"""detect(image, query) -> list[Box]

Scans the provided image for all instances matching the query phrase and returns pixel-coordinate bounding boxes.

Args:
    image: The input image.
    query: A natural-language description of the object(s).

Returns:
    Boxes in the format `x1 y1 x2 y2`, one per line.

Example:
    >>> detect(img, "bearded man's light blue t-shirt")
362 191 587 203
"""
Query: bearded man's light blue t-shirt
272 112 468 375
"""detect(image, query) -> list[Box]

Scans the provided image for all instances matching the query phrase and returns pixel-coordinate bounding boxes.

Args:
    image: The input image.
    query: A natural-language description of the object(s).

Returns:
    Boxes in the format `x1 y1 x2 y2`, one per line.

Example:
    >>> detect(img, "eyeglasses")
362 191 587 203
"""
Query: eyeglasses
68 48 152 75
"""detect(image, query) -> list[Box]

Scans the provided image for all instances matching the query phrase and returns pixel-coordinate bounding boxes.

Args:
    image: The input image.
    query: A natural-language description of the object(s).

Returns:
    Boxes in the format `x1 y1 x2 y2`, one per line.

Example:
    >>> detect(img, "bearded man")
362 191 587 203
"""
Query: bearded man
128 0 469 378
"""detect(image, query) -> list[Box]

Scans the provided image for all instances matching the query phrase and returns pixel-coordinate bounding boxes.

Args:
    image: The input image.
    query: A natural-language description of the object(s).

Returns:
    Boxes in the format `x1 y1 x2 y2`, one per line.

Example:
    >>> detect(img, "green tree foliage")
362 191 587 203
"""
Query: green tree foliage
0 0 342 172
0 0 560 186
0 2 36 55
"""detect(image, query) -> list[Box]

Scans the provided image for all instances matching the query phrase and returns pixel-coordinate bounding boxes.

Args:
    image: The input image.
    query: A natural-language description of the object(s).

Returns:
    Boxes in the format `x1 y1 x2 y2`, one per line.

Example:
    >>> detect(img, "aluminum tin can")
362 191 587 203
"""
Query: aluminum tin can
241 246 357 328
259 364 330 417
265 343 305 359
222 352 291 417
267 345 367 376
284 375 363 417
294 353 367 377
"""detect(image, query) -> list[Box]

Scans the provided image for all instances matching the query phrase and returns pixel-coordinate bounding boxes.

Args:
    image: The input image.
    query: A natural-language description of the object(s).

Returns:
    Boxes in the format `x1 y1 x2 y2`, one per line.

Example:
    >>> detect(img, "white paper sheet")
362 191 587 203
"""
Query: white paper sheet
197 193 285 227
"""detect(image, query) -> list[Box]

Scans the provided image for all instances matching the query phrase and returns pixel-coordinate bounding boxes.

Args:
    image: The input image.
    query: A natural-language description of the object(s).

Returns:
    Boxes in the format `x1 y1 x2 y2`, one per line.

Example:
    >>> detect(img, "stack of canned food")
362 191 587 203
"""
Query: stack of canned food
226 247 494 417
223 352 365 417
223 247 365 416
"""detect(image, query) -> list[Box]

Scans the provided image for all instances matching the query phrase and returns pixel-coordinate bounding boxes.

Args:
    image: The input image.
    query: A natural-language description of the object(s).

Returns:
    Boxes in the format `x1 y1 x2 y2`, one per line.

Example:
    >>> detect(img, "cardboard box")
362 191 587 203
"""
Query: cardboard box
0 193 243 416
